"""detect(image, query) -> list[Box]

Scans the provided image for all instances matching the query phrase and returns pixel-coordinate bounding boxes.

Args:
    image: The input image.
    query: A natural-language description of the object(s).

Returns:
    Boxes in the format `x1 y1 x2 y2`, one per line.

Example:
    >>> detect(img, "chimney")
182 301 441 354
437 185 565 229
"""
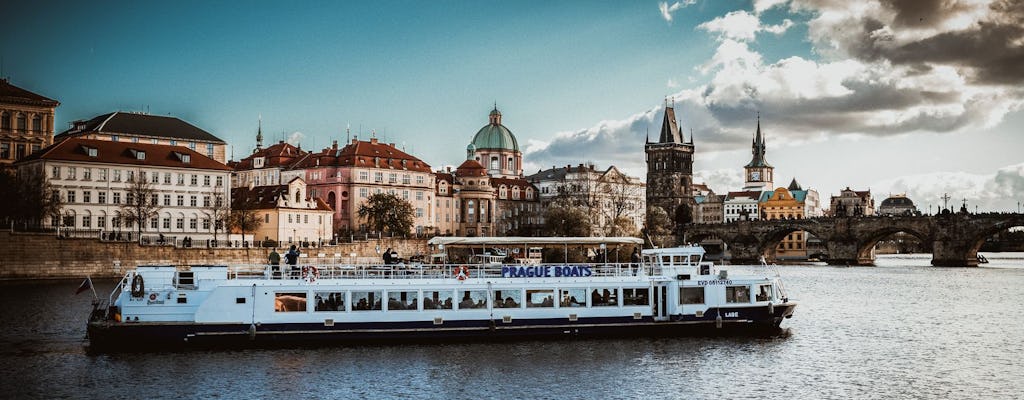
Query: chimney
370 138 379 144
390 143 396 148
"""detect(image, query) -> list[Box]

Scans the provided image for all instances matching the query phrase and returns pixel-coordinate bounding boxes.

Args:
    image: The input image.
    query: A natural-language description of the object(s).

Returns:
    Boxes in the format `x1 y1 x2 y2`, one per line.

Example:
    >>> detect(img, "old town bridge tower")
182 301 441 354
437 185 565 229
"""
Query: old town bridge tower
646 102 696 226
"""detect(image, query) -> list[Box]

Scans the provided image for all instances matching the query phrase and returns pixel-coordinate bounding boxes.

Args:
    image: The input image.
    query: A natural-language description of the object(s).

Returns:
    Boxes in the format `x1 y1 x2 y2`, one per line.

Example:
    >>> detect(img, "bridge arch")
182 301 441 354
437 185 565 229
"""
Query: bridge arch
855 225 933 263
758 225 828 262
964 218 1024 265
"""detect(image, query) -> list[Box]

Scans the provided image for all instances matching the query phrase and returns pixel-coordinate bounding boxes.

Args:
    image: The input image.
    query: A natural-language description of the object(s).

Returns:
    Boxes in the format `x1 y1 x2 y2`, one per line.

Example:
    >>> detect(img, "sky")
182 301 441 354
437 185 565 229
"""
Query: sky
2 0 1022 212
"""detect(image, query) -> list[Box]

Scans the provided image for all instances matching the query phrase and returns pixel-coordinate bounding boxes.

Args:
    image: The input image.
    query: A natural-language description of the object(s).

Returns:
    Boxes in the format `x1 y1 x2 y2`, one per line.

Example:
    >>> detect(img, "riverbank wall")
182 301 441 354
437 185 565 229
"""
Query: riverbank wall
0 232 429 280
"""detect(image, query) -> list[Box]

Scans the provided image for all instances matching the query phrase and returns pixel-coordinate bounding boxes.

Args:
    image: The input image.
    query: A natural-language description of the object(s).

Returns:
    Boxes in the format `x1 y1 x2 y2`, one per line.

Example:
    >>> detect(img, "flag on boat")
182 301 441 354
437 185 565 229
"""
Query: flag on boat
75 276 93 295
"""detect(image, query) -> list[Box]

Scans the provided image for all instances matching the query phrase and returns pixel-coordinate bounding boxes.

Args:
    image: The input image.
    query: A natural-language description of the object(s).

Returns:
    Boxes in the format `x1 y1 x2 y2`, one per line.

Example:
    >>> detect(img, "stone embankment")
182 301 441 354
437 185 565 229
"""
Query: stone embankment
0 232 429 280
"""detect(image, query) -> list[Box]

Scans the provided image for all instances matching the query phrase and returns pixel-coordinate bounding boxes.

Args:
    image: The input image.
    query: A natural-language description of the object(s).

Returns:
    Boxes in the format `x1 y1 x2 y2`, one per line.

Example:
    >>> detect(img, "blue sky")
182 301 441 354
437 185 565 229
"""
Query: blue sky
3 0 1023 211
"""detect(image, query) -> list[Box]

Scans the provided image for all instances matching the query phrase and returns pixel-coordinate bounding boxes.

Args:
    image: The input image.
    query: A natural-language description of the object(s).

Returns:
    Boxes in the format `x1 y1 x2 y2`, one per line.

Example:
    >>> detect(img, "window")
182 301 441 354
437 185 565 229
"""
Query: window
189 218 198 230
403 190 409 200
163 218 171 229
623 288 649 306
416 208 423 218
387 291 419 311
181 154 190 164
402 174 410 184
97 217 106 228
681 287 705 304
590 288 618 307
175 195 184 206
110 135 119 142
490 157 498 170
288 214 293 223
206 143 214 157
359 171 368 181
98 192 106 204
189 142 196 150
274 292 307 312
190 175 198 185
359 188 368 198
492 290 521 309
315 292 346 312
170 140 177 146
415 191 423 201
151 194 158 205
113 170 121 182
423 290 454 310
265 214 270 223
151 172 159 183
756 285 773 302
457 290 488 310
726 286 750 303
560 288 586 308
67 190 76 203
150 218 158 229
416 175 424 184
389 173 397 183
83 191 91 203
126 170 134 182
352 291 383 311
303 215 308 224
16 114 26 131
176 218 184 229
526 289 555 308
215 176 223 186
0 143 8 159
82 215 91 228
0 112 8 130
163 195 171 206
203 176 210 186
190 196 197 207
203 196 211 207
112 192 121 204
374 172 383 182
51 166 60 178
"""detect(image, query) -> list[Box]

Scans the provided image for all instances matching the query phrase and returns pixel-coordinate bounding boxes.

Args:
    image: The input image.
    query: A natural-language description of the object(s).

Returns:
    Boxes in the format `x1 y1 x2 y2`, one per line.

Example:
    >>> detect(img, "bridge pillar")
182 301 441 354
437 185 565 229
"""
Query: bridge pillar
826 239 874 266
931 239 978 267
725 236 762 265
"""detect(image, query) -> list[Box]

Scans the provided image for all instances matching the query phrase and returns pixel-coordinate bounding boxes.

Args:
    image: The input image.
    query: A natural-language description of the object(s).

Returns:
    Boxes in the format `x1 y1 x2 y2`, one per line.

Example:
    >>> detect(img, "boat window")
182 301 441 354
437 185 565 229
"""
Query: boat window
457 290 488 309
680 287 705 304
559 288 586 308
493 289 522 309
526 289 555 308
274 292 307 312
622 288 650 306
590 288 618 307
314 292 345 312
756 285 773 302
388 291 419 311
424 290 453 310
352 291 383 311
175 271 195 289
725 286 750 303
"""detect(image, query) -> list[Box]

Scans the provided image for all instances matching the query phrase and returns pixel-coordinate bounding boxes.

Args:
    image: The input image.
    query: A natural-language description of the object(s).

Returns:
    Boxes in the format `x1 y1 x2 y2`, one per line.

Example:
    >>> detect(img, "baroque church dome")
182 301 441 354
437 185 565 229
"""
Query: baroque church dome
471 106 519 152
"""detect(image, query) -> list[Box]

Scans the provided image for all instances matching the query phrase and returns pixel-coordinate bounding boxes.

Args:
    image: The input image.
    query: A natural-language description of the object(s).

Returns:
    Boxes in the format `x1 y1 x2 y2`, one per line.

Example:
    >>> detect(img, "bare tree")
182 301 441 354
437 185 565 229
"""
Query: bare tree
229 192 262 247
1 166 64 230
597 170 643 236
119 169 161 242
206 188 231 244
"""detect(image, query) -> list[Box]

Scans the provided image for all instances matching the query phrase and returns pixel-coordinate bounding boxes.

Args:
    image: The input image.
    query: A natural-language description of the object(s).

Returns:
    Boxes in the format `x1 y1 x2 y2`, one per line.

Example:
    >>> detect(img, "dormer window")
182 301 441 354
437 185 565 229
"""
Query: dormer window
174 152 191 164
130 149 146 160
254 157 265 168
82 146 98 157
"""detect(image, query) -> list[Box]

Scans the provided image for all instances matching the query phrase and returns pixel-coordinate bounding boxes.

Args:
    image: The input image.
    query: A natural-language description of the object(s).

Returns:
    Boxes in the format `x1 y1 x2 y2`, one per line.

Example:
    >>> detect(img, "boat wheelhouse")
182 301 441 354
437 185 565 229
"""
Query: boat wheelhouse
86 237 796 351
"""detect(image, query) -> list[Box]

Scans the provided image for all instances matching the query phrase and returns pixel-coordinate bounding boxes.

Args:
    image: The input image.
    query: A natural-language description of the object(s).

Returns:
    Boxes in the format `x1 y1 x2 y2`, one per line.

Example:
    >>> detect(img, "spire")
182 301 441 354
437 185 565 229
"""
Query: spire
489 103 502 125
255 115 264 151
788 178 802 191
658 103 683 143
745 112 771 168
688 127 694 145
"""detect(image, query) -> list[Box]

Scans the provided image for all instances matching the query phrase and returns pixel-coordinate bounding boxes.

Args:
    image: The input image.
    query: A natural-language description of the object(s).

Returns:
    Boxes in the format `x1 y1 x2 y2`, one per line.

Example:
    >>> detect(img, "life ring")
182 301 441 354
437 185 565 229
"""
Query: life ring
302 266 319 283
454 266 470 280
130 274 145 298
149 293 157 301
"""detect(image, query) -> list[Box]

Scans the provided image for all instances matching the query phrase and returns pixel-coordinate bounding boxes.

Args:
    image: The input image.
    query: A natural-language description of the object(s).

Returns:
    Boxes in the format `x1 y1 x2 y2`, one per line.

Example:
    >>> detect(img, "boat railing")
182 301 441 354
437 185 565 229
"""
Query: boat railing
224 262 652 281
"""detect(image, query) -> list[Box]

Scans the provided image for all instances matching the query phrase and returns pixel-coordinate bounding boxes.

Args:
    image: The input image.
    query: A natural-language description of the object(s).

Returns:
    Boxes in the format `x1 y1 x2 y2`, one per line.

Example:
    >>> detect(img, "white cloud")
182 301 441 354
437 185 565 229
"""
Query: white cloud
754 0 790 14
659 1 695 23
697 11 794 41
286 131 305 147
872 163 1024 213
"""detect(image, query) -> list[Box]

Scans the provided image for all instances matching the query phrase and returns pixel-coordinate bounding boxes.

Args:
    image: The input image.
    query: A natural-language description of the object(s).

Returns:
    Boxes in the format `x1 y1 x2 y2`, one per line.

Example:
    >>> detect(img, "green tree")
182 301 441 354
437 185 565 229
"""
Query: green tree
543 205 592 237
644 205 674 248
357 193 414 235
119 169 161 241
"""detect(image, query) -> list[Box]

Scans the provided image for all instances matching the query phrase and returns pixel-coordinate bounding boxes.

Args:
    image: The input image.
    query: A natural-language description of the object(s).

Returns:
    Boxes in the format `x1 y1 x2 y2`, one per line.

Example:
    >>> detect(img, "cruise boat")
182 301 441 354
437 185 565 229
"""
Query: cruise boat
86 237 796 351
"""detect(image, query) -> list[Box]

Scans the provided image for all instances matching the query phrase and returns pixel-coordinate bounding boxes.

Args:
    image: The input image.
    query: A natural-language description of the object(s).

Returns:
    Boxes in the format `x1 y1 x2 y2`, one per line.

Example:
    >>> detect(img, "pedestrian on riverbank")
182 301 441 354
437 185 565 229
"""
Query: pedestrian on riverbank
269 249 282 279
286 245 300 277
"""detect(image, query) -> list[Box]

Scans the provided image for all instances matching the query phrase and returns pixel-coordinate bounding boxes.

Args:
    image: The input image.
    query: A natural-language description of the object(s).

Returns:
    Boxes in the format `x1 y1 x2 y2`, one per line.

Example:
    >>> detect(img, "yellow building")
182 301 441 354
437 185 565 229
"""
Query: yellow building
231 177 334 245
0 79 60 168
760 186 806 259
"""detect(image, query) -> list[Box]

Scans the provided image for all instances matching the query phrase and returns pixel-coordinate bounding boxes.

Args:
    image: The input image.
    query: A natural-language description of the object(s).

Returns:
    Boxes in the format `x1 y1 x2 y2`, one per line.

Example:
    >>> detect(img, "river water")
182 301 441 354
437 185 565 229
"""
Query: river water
1 254 1022 399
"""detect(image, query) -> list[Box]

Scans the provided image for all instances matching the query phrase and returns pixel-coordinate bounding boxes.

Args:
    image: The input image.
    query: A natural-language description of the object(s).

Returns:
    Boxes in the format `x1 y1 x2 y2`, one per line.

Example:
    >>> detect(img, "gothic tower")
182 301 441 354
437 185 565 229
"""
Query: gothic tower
742 114 774 190
646 102 696 226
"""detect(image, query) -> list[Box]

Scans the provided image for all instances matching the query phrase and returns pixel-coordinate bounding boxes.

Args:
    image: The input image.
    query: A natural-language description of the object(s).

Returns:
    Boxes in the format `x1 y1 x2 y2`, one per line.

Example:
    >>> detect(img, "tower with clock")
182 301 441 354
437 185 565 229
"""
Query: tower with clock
743 114 773 190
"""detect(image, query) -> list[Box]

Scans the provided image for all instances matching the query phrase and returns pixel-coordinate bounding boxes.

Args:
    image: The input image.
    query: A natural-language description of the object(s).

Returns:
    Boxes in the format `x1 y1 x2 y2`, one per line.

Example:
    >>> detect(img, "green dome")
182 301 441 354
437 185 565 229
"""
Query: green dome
472 123 519 151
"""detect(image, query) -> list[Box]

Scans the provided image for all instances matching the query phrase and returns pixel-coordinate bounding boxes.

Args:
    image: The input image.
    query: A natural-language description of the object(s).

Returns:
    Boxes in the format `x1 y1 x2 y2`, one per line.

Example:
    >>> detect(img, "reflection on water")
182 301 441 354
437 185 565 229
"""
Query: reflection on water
1 254 1023 399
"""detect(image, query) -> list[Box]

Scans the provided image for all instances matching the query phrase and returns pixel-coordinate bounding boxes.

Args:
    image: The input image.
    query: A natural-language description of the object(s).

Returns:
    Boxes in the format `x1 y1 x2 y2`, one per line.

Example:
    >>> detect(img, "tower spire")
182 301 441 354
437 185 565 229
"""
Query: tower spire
255 115 263 151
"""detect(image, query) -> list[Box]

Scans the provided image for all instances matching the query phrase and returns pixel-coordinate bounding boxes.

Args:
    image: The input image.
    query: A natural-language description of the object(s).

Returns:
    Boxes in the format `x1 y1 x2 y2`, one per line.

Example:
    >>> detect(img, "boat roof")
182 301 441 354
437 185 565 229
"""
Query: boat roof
641 245 706 256
428 236 643 247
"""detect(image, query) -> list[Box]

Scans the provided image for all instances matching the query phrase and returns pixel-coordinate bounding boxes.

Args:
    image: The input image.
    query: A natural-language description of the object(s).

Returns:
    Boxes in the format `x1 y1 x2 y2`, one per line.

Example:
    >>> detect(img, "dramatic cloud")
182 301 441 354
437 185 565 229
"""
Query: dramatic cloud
873 163 1024 213
526 1 1024 193
698 10 794 41
658 1 695 23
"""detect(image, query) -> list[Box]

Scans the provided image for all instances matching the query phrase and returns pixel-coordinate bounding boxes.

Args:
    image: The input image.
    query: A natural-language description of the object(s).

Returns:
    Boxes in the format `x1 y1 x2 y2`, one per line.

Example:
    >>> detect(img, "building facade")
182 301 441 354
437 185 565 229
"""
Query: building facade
527 163 645 235
830 187 875 216
231 121 309 188
0 79 59 168
724 190 763 223
646 103 696 225
17 138 233 240
878 194 919 216
231 177 334 244
55 112 228 163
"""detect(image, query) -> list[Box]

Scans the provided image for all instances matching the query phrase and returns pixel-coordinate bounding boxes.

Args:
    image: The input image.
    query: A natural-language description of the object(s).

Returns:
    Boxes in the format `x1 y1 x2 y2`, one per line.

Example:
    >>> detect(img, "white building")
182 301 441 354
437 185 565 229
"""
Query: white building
231 177 334 244
724 190 764 222
527 163 646 235
17 138 234 241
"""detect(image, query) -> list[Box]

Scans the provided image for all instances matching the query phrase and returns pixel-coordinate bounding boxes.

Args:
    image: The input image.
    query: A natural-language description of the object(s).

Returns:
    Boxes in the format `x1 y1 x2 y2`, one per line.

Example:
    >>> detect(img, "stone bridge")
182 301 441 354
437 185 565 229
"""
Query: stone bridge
680 213 1024 267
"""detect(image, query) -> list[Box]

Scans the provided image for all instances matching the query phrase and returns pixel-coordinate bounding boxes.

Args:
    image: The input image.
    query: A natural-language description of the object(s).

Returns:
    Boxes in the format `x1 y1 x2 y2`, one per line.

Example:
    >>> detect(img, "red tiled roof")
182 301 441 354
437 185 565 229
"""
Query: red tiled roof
288 139 431 173
231 185 333 211
19 138 231 171
726 190 763 199
455 159 486 177
0 79 59 107
234 141 308 170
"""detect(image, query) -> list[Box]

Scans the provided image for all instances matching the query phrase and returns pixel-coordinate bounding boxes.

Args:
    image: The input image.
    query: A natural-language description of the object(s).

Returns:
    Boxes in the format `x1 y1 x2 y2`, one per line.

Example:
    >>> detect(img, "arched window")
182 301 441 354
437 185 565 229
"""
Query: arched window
0 112 9 130
32 115 42 132
327 192 337 208
294 190 301 203
507 157 514 170
490 156 498 170
16 114 26 131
